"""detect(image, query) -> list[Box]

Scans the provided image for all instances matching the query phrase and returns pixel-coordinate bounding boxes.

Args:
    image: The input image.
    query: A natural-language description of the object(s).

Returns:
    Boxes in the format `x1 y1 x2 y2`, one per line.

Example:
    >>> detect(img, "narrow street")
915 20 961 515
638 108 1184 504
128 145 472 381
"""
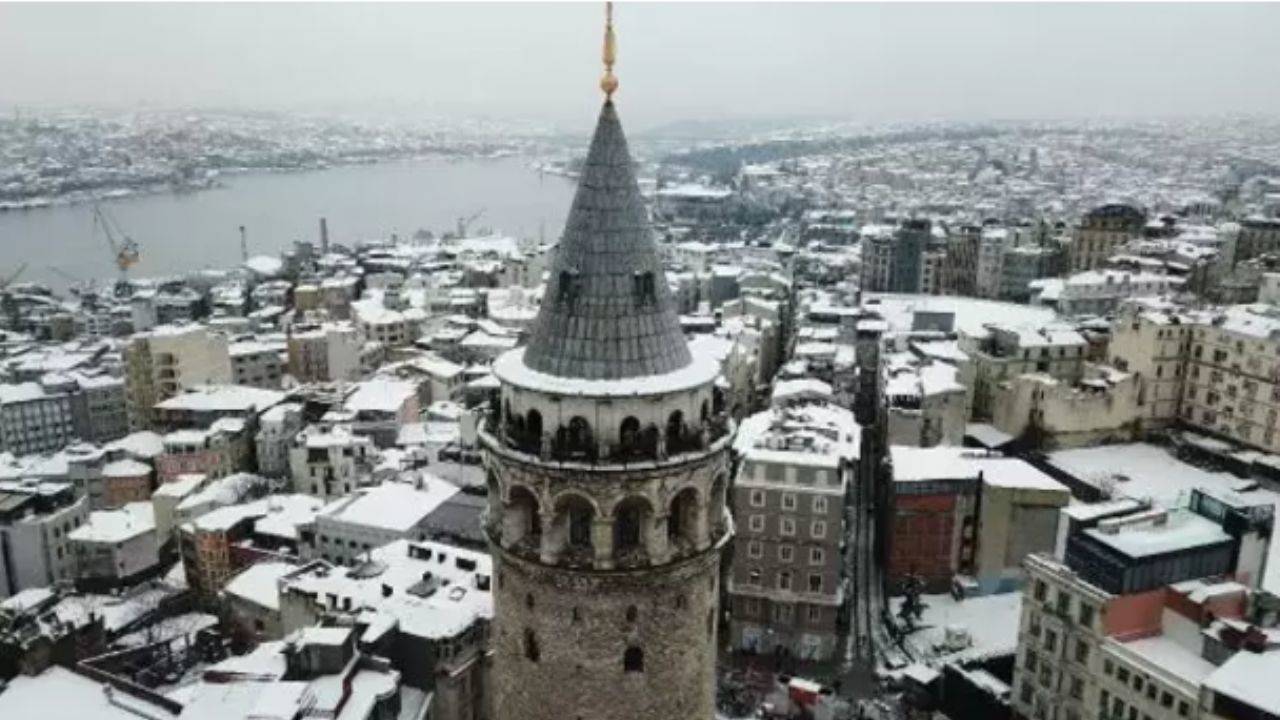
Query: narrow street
839 456 883 699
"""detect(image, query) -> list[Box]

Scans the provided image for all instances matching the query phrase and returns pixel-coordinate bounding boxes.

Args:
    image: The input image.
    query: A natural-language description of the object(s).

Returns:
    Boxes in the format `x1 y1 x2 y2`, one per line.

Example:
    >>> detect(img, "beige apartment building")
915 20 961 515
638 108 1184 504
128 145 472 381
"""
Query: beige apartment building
1069 203 1145 272
123 324 232 431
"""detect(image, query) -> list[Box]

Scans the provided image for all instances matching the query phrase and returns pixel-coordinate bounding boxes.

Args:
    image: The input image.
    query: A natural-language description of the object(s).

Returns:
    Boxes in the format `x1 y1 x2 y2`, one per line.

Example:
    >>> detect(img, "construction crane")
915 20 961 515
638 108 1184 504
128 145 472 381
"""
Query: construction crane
455 207 486 238
92 203 141 279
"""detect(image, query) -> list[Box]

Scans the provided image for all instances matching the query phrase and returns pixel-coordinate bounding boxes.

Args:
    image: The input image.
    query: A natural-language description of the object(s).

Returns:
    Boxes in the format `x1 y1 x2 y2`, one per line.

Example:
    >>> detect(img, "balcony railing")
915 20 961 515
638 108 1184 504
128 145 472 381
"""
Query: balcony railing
486 410 733 468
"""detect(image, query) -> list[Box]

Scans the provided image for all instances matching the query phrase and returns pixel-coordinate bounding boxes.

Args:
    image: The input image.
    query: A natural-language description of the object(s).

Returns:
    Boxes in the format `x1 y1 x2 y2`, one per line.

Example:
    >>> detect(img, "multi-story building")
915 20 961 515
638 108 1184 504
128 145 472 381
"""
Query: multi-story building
943 224 981 297
992 364 1143 449
254 402 305 478
155 418 254 483
0 381 75 456
178 492 320 598
887 447 1069 593
151 383 284 431
728 402 857 661
1235 215 1280 262
860 224 896 293
304 478 460 566
1010 507 1276 720
274 540 494 720
342 377 420 447
228 339 285 389
1031 270 1183 318
288 424 377 500
963 323 1088 420
882 355 968 447
975 227 1008 299
123 324 232 430
0 480 89 597
287 321 370 382
66 501 158 590
1180 304 1280 453
890 219 932 293
65 372 128 445
1001 245 1060 302
1070 203 1146 272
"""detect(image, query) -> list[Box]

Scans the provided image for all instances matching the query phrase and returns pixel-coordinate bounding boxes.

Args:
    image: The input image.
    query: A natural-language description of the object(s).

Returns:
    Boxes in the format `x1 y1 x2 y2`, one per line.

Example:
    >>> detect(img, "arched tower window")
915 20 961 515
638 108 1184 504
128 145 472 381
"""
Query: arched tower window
526 409 543 445
666 410 685 451
633 271 655 305
556 416 594 459
623 646 644 673
507 485 541 549
613 497 652 563
700 399 710 423
619 416 640 449
554 495 595 559
668 487 699 548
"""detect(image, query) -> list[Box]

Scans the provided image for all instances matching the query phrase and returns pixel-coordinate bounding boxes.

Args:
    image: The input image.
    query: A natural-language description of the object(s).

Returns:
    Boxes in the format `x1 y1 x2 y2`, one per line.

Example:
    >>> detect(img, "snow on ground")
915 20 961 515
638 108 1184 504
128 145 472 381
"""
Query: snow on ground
53 584 177 632
891 591 1022 665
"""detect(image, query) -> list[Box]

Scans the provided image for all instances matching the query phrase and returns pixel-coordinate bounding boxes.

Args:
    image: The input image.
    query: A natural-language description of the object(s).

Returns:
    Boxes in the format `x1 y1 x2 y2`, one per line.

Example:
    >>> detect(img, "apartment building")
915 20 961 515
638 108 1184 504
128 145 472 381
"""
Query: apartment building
1010 504 1254 720
123 324 232 430
887 447 1069 593
255 402 305 478
288 424 377 500
882 354 968 447
962 323 1087 419
154 418 254 483
0 481 89 597
228 339 285 389
1032 270 1184 318
304 478 460 566
1070 203 1145 272
0 382 75 456
727 402 858 661
1108 302 1192 430
67 501 158 590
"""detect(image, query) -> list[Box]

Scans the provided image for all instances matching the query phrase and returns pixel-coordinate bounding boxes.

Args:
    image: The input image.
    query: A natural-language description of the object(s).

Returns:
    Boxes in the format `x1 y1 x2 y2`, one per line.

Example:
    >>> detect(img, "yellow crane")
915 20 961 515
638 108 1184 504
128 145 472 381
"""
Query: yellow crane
92 203 141 279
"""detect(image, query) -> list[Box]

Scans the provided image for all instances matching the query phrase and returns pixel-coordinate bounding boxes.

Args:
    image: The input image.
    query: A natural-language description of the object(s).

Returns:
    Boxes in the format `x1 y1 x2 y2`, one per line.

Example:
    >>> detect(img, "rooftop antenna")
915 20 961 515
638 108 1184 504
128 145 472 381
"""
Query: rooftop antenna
600 1 618 100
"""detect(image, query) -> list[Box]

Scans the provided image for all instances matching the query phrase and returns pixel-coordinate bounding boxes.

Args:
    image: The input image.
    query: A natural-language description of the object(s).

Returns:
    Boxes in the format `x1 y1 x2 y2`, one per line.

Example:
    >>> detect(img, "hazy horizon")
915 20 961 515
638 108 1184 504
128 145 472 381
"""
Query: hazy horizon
3 2 1280 130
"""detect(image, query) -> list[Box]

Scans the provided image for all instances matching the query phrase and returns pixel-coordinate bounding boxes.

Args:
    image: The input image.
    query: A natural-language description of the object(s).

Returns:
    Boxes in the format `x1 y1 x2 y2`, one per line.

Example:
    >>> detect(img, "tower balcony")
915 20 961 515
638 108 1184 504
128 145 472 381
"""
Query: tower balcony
480 403 734 472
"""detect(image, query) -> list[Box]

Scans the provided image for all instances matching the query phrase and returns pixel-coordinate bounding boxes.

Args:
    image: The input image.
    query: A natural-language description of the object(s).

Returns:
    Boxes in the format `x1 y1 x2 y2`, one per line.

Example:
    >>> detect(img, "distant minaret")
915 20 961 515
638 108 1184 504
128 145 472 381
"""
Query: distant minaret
319 217 330 255
238 225 248 261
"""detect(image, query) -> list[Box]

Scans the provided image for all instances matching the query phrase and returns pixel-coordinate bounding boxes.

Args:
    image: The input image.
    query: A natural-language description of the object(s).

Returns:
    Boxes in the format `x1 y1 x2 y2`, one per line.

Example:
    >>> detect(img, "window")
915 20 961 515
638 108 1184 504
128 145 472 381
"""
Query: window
779 545 794 563
1160 692 1172 708
772 603 794 622
748 568 761 586
523 629 540 662
1025 649 1038 672
781 493 796 511
1078 603 1094 628
749 489 766 508
778 571 793 591
1074 639 1088 663
749 515 765 532
811 520 827 539
807 574 822 593
809 547 825 565
623 646 644 672
747 540 763 559
1055 590 1070 615
812 496 828 514
1044 629 1057 653
1033 580 1047 601
780 518 796 536
1116 667 1130 683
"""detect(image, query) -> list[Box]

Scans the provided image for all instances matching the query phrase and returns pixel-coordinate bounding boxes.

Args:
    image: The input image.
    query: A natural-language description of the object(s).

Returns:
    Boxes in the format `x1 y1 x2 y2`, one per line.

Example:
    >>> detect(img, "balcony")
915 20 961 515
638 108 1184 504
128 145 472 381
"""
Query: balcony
483 406 733 471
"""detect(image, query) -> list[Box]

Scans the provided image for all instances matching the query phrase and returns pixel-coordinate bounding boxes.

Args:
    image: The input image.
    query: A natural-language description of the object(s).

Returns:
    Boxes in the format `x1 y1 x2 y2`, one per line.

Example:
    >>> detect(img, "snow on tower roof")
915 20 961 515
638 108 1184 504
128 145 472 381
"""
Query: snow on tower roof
519 100 692 381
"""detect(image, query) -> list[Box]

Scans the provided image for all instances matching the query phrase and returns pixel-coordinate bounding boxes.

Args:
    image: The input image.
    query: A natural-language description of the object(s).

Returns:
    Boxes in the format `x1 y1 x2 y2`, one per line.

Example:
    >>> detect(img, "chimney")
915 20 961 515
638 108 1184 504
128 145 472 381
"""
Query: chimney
320 217 330 255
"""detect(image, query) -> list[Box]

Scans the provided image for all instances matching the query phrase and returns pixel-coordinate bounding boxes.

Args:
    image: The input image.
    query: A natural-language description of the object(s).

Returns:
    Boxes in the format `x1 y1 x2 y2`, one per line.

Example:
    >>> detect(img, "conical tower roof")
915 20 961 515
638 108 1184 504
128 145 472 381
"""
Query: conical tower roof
521 100 692 381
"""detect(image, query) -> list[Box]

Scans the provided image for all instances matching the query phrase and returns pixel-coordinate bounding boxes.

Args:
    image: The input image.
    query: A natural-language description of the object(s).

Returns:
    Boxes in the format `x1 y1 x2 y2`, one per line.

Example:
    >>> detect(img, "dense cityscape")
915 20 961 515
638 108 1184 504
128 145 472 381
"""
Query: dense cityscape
2 4 1280 720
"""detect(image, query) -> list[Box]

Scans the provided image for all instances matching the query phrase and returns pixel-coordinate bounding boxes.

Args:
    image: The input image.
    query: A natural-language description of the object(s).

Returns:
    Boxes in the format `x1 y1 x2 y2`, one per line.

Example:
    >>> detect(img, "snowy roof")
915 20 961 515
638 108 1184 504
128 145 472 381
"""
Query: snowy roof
281 538 492 640
1203 648 1280 713
1083 511 1230 559
102 458 151 477
317 479 458 533
155 384 284 414
735 403 860 470
0 666 177 720
253 495 326 540
222 561 298 612
68 502 154 544
494 344 718 399
343 378 417 414
862 293 1059 338
891 446 1067 493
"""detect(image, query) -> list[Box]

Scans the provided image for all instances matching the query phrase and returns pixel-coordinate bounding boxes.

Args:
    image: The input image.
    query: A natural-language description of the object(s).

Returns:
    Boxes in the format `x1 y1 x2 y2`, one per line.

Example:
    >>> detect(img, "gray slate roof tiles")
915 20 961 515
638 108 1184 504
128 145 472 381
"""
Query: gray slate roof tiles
522 100 693 381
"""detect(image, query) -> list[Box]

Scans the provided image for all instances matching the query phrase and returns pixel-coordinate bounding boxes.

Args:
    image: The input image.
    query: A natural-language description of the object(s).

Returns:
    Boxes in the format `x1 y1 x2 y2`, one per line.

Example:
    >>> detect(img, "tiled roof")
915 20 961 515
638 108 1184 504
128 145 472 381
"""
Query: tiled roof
522 100 692 381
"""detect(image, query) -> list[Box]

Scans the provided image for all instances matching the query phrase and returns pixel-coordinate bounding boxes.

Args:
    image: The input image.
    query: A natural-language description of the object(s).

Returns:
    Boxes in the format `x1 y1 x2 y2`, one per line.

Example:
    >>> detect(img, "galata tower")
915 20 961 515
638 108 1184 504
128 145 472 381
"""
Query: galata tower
481 5 733 719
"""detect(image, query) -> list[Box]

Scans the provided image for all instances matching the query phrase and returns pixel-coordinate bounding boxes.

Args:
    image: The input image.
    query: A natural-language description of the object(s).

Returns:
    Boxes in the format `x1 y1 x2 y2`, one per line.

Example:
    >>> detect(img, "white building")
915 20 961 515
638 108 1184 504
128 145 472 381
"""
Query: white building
229 339 286 389
0 480 89 597
307 478 460 566
255 402 305 478
288 424 377 500
1031 269 1183 318
67 501 159 588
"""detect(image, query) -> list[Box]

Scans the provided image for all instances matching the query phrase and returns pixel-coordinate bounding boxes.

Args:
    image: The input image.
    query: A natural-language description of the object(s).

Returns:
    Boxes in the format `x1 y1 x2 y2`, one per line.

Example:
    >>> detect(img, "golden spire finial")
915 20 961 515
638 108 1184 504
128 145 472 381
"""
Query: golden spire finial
600 2 618 99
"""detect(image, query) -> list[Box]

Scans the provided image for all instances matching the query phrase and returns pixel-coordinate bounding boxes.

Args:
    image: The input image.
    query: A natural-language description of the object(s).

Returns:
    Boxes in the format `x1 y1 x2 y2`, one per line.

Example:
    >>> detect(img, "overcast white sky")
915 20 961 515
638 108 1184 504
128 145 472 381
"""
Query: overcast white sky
2 2 1279 129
